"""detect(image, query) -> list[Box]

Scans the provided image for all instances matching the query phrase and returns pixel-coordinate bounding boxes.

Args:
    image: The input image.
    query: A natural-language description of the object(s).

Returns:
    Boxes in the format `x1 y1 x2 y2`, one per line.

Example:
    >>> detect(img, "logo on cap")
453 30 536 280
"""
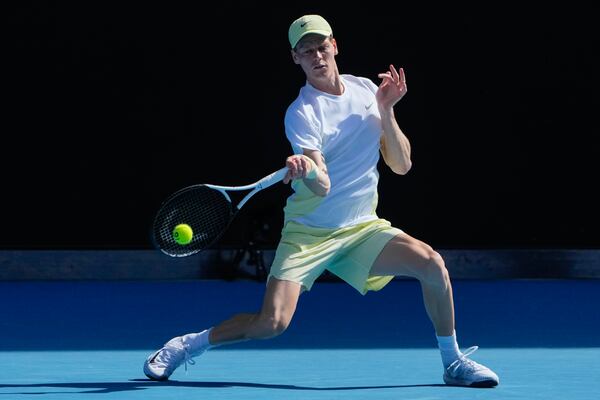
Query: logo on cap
288 15 333 49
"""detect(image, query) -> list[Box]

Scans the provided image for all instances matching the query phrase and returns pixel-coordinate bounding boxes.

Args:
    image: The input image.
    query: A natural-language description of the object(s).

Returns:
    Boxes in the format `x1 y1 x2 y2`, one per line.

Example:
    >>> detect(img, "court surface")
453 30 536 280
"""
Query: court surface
1 279 599 399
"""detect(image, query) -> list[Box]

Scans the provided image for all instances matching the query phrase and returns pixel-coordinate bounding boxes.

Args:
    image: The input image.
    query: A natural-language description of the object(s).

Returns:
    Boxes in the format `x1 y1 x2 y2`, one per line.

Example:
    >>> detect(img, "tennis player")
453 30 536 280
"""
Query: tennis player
144 14 499 387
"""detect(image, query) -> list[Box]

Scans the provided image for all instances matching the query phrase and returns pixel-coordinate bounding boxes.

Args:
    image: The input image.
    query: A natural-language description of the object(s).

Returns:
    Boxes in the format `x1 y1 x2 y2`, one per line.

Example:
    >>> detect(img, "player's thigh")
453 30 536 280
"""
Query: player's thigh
370 232 441 279
260 277 302 324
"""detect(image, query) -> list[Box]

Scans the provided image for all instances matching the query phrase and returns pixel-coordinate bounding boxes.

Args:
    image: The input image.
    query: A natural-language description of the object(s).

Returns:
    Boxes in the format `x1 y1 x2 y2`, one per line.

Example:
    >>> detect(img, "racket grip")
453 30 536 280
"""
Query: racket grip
256 167 288 190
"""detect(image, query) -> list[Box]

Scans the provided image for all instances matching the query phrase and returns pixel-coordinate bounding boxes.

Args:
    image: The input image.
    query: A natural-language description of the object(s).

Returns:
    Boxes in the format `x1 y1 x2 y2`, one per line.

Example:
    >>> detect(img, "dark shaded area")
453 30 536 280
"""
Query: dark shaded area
0 380 447 395
3 3 598 249
1 279 598 350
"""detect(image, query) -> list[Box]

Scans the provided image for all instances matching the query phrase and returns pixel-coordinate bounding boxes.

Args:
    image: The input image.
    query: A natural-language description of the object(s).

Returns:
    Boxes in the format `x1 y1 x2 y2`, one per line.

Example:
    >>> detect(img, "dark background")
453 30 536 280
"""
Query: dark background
3 2 598 250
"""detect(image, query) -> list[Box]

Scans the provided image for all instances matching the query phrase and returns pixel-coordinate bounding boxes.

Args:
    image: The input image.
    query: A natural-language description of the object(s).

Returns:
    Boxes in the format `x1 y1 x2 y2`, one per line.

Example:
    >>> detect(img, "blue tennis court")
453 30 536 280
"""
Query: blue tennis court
1 279 599 399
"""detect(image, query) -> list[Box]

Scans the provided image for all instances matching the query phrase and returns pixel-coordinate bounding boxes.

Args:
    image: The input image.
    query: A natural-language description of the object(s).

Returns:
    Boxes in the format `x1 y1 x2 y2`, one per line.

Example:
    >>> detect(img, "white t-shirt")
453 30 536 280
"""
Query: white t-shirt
283 74 383 228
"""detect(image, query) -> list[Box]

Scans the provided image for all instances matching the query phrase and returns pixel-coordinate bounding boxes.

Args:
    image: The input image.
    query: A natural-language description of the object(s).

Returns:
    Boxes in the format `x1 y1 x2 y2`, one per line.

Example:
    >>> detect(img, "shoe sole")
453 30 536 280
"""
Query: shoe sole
145 373 169 381
444 378 498 388
469 379 498 388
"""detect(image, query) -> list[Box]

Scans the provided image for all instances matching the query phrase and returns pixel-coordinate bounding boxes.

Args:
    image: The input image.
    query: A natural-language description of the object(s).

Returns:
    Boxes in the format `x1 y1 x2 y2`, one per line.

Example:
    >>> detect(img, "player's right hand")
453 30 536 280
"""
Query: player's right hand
283 155 315 184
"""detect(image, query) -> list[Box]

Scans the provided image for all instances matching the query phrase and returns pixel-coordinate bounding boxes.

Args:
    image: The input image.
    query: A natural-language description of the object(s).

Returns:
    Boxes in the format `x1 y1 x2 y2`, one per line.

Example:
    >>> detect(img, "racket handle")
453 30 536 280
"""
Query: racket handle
255 167 288 190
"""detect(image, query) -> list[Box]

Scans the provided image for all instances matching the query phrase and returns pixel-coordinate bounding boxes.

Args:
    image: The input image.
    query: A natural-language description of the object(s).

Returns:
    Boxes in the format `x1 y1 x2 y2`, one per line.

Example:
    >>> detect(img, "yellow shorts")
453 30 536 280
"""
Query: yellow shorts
268 218 403 295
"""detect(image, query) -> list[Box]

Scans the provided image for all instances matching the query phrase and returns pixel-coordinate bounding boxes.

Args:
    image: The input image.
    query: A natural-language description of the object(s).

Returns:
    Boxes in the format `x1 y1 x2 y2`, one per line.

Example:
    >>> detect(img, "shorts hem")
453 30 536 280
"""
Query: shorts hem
266 274 309 293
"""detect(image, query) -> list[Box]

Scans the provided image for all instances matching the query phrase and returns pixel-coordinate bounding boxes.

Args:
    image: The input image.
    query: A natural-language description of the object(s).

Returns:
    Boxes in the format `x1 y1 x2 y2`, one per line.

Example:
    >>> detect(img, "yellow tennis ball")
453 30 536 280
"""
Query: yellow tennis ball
173 223 193 245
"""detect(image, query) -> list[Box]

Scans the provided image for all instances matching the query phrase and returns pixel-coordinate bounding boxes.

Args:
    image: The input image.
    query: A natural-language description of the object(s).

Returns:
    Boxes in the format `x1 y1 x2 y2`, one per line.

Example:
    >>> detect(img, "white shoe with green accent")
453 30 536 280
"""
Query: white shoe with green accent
143 336 203 381
443 346 499 387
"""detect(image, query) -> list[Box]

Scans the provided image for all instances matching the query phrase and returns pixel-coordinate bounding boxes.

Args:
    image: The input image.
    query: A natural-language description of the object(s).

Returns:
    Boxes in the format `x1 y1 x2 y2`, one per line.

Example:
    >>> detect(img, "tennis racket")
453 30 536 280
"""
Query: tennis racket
152 167 288 257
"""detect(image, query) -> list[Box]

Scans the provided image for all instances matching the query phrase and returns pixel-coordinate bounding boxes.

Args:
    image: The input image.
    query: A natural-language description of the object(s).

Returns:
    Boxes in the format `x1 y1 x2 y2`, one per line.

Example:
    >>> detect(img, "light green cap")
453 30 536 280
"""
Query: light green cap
288 15 333 49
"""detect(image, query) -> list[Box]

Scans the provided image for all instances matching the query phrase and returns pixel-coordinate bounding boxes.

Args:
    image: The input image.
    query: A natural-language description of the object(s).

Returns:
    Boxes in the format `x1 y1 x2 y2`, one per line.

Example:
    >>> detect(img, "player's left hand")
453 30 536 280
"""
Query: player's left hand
376 65 407 111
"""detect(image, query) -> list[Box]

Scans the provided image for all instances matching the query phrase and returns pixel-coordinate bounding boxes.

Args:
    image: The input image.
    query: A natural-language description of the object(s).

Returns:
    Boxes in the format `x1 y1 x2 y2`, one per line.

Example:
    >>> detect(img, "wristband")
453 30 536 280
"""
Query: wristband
305 157 318 179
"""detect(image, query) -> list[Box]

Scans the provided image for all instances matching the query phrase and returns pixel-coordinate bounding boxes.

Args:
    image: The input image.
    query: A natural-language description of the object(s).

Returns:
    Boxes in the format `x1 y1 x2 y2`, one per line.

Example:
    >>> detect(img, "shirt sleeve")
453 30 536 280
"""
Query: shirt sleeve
284 108 322 154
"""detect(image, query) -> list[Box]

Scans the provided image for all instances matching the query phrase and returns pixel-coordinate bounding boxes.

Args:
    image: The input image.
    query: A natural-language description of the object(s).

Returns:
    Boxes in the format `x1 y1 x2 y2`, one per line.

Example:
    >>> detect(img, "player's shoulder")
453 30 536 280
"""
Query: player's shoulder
341 74 370 85
285 103 320 133
341 74 378 93
285 85 317 119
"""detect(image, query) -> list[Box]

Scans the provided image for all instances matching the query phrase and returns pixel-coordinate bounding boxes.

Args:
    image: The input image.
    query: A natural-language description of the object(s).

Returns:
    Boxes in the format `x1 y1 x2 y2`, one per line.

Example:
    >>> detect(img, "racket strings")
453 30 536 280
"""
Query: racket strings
153 186 232 257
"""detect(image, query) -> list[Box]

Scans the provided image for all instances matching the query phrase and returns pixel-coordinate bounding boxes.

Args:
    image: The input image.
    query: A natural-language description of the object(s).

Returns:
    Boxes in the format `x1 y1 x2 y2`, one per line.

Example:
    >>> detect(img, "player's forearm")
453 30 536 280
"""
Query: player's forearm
304 167 330 197
379 108 412 174
299 151 330 197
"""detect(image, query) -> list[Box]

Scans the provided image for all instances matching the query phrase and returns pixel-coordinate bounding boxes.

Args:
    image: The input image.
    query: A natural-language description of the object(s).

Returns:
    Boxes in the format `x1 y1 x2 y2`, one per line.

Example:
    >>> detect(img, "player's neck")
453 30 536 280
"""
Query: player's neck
308 72 344 96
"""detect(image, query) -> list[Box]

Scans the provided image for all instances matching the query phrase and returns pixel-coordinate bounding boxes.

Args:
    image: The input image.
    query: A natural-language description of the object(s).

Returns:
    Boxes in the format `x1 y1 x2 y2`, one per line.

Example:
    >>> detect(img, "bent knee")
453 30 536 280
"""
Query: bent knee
422 251 450 289
255 314 292 339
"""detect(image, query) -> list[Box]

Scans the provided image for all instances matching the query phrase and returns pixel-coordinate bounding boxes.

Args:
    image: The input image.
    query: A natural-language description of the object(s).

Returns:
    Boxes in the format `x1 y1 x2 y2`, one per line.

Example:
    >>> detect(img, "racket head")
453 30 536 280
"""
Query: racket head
152 185 233 257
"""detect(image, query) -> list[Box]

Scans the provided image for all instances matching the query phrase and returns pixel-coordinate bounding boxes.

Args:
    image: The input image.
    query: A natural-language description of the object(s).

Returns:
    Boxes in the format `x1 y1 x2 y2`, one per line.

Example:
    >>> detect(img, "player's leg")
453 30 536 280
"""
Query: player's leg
370 233 499 387
209 277 302 344
143 277 301 380
370 233 454 336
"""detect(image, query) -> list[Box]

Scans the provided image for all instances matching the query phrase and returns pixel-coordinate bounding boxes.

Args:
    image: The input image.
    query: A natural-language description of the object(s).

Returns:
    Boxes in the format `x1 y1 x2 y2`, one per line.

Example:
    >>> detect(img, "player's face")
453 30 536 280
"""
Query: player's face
292 35 338 82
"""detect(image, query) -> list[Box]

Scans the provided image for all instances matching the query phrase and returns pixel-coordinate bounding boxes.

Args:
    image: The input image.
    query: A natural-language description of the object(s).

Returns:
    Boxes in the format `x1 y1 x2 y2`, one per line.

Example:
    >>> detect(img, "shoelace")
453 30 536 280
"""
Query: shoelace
156 341 196 372
182 349 196 372
447 345 479 376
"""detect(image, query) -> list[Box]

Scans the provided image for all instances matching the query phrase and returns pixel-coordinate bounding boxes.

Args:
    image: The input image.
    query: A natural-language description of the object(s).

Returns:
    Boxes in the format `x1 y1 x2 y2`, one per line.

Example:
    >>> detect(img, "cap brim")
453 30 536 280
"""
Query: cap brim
292 30 332 49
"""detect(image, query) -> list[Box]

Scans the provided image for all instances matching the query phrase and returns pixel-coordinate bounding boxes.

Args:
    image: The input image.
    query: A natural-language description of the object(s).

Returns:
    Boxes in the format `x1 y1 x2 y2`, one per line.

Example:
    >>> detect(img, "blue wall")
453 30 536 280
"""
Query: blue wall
1 279 598 350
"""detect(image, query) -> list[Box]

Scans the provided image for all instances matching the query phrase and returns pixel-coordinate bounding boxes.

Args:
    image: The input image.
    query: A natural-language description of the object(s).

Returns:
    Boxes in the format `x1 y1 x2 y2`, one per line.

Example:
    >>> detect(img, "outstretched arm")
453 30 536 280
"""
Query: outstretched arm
376 65 412 175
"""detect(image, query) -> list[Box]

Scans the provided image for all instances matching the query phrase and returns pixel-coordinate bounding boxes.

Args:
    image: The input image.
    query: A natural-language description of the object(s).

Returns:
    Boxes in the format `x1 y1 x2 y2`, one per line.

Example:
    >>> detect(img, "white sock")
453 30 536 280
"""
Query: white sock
437 331 462 368
182 328 215 355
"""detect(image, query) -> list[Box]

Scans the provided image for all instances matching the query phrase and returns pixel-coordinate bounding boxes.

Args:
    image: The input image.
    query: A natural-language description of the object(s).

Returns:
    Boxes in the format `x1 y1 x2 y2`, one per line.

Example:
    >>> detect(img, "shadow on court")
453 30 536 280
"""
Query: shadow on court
0 380 451 395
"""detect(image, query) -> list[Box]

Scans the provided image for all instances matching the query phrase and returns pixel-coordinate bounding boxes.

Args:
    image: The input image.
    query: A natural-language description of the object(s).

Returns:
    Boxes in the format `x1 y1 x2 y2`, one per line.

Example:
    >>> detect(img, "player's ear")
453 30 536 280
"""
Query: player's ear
291 49 301 65
331 38 338 55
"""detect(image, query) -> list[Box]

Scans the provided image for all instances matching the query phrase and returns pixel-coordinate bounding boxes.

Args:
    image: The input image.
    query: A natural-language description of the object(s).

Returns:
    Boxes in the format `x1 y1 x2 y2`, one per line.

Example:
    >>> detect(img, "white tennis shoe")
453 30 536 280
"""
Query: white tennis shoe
443 346 499 387
143 336 204 381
